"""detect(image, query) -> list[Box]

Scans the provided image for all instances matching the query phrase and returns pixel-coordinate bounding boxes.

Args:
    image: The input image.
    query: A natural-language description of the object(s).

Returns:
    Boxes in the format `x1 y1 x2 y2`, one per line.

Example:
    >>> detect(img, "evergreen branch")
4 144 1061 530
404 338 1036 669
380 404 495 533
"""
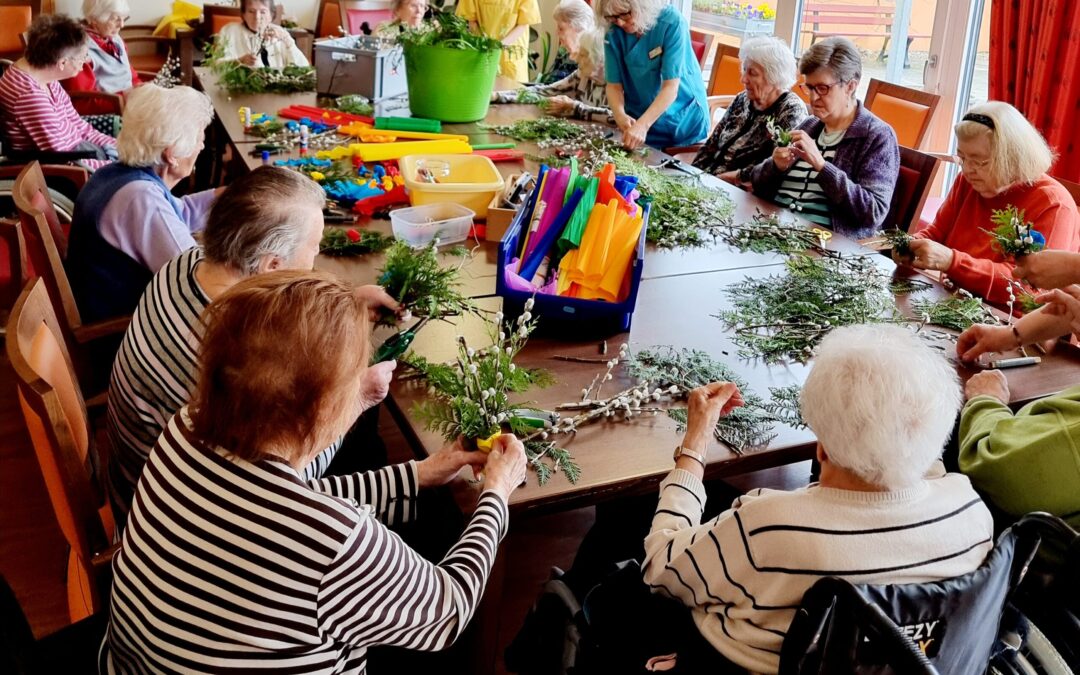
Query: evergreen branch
320 228 394 256
911 294 999 332
984 205 1045 257
377 240 476 326
764 385 806 430
717 209 826 255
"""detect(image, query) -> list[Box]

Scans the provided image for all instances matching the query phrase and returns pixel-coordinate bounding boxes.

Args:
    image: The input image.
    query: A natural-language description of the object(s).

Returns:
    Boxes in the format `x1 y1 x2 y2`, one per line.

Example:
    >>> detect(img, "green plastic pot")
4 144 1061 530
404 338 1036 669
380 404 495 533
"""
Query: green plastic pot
403 43 501 123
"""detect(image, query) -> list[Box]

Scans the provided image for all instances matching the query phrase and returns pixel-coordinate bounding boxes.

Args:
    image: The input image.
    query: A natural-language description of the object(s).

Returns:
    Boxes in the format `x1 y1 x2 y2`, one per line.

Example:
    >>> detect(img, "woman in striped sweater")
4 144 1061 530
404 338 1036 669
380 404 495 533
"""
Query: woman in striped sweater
638 324 993 674
0 14 117 170
102 270 528 674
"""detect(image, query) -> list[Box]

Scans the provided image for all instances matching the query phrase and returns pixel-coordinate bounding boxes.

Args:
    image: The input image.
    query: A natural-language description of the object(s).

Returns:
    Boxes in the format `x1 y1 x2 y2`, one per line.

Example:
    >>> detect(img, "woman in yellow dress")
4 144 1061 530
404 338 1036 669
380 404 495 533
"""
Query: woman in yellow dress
456 0 541 82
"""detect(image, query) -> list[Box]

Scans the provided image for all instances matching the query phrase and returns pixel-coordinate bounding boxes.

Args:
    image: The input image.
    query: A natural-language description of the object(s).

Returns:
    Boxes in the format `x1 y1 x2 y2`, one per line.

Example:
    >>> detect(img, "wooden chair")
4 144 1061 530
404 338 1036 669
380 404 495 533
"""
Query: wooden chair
7 277 117 624
315 0 343 38
664 43 741 156
11 162 129 398
689 28 716 69
883 146 939 233
198 5 311 62
864 78 941 149
0 574 108 673
0 4 31 61
119 23 196 87
339 0 393 36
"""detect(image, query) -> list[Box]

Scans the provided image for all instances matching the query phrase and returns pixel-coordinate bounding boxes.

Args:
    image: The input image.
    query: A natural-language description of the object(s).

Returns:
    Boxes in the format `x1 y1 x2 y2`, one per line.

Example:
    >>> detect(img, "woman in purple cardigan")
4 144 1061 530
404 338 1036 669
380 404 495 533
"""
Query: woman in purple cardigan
749 37 899 239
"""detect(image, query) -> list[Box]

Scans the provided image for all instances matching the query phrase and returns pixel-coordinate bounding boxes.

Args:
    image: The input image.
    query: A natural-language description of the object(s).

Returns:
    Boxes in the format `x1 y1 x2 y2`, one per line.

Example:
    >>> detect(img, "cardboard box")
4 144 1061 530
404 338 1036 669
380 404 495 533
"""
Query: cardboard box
314 36 407 101
486 194 519 242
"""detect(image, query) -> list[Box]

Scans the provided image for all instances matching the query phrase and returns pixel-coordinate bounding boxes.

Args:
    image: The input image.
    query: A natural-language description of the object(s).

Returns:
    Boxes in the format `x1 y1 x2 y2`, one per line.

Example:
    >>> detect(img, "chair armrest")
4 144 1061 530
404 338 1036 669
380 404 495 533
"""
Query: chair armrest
923 151 957 164
707 94 736 107
73 316 131 344
1 149 98 165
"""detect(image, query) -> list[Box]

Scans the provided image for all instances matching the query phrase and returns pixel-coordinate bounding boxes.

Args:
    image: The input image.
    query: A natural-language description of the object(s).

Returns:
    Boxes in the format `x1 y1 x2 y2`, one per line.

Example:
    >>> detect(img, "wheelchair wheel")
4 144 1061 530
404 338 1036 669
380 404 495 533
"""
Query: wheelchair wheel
0 180 77 223
1021 620 1075 675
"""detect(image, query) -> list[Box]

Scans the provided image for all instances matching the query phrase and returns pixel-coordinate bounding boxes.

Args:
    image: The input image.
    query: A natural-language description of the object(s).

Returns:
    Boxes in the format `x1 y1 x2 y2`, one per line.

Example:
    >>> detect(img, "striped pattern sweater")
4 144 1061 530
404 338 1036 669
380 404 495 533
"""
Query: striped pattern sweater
642 467 993 674
103 408 508 674
107 249 338 526
0 64 116 170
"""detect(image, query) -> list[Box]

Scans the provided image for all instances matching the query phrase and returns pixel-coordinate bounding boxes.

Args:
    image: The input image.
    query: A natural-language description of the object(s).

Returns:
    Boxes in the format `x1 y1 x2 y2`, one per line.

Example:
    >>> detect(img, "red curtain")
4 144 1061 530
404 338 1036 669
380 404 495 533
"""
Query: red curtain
989 0 1080 182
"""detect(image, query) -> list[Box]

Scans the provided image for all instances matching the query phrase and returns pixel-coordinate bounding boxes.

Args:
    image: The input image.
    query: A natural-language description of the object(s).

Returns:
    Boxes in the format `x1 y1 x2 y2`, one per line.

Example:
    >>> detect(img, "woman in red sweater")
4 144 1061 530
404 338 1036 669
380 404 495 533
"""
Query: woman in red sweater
63 0 141 116
906 101 1080 305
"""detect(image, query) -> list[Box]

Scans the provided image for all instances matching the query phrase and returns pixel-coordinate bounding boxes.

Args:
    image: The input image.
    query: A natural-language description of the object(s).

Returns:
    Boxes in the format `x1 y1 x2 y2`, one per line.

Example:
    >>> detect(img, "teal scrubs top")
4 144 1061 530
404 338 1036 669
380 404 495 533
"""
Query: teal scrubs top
604 5 709 148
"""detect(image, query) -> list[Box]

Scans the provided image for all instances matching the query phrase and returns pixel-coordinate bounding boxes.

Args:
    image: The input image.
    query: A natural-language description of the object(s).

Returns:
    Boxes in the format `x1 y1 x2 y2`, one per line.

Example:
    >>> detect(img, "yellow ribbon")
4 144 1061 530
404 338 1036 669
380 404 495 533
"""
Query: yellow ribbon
476 433 500 453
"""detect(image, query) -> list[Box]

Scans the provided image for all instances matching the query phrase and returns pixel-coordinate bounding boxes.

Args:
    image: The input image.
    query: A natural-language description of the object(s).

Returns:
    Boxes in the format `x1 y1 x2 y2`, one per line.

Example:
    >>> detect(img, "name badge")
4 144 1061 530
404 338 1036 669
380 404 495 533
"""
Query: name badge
648 46 663 59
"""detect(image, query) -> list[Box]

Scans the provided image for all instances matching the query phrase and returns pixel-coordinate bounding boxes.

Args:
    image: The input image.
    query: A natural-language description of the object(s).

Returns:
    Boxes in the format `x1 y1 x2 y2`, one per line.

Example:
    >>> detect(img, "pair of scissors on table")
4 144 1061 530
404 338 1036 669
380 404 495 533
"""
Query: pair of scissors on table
372 316 430 363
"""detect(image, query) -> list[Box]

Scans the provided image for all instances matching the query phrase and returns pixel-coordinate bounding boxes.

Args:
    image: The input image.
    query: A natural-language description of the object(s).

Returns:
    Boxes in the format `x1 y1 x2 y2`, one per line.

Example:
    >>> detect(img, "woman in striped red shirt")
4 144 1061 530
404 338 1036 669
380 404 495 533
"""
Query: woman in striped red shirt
101 270 528 674
0 14 116 169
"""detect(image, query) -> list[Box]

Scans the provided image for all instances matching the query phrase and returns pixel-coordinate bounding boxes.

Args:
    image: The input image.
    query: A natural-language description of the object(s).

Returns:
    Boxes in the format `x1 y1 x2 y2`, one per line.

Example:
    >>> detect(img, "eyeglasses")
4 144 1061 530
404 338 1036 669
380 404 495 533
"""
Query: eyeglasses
799 80 846 97
604 9 632 22
956 155 992 170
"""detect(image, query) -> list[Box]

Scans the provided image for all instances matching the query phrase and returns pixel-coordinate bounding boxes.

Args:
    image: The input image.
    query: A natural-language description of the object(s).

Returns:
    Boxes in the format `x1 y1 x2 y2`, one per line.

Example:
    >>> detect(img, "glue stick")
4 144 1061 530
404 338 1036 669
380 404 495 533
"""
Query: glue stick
261 150 270 166
299 124 310 155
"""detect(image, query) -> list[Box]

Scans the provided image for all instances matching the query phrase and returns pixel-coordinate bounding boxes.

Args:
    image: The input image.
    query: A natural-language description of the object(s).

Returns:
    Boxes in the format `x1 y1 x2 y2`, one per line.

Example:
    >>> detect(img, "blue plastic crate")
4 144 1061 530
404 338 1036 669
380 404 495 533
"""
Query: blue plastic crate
496 201 649 335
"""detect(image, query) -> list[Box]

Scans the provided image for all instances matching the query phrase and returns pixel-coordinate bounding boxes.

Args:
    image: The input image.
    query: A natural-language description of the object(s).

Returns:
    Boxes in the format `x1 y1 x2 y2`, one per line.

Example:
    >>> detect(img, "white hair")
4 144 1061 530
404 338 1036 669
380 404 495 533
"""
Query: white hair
576 28 605 76
956 101 1055 187
117 85 214 167
595 0 665 32
553 0 595 33
739 36 797 91
82 0 129 22
800 324 961 490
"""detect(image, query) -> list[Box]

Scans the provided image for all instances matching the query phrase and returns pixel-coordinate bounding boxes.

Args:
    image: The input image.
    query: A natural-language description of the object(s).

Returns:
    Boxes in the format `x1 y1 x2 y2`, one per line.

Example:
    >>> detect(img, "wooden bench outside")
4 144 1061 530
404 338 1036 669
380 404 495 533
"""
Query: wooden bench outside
801 3 929 67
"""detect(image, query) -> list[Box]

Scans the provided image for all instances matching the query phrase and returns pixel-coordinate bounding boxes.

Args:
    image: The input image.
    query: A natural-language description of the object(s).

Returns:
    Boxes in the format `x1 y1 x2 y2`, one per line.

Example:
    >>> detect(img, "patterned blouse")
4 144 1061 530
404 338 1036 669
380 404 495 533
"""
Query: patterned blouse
492 68 612 123
692 90 806 179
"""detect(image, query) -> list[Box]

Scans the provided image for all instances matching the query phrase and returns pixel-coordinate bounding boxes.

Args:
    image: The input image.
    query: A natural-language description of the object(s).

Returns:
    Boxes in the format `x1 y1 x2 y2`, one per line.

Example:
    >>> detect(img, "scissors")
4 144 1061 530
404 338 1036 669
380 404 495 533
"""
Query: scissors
372 316 430 363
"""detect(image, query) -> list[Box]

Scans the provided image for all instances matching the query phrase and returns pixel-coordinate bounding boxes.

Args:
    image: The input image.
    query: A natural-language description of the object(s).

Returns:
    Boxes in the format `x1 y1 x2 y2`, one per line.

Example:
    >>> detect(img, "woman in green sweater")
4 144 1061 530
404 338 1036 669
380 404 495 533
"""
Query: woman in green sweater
956 276 1080 527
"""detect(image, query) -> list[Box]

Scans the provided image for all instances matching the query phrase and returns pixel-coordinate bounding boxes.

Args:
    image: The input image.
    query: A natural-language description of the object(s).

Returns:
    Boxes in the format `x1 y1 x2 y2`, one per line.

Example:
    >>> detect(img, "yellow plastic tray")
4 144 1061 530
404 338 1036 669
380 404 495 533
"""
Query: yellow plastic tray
400 154 505 218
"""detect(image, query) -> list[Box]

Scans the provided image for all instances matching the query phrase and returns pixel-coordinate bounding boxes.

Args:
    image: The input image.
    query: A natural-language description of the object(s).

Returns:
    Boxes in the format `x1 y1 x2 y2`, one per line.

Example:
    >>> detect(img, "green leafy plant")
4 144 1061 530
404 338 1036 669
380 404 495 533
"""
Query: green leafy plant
718 209 826 255
479 116 587 142
984 205 1045 257
716 255 907 363
911 294 999 332
1018 292 1044 313
397 11 506 53
765 116 793 147
611 155 736 249
515 88 545 105
883 228 914 258
320 228 394 256
764 385 806 430
377 240 476 325
333 94 374 116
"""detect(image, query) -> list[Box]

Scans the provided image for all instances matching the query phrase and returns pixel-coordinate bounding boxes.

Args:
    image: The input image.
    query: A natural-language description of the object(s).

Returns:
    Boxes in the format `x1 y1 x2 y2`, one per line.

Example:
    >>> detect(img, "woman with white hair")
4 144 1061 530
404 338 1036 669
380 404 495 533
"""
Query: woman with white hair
65 84 218 323
64 0 140 114
692 36 806 183
492 27 611 122
373 0 429 35
216 0 308 68
906 101 1080 305
596 0 709 150
636 324 993 673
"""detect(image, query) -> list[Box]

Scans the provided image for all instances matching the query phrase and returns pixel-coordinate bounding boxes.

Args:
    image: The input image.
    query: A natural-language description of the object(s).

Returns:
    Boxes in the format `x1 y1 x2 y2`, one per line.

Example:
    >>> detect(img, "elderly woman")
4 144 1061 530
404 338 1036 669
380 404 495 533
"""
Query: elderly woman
65 84 216 323
597 0 709 150
631 324 993 673
749 37 899 238
374 0 429 35
457 0 541 83
692 36 806 183
106 167 399 527
493 29 611 123
0 14 117 169
907 101 1080 305
64 0 140 114
955 283 1080 529
102 269 528 672
216 0 309 68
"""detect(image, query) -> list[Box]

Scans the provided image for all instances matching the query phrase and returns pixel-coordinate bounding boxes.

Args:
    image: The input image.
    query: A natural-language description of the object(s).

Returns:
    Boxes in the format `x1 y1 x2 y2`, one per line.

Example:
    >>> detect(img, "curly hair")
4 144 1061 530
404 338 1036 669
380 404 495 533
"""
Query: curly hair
25 14 86 69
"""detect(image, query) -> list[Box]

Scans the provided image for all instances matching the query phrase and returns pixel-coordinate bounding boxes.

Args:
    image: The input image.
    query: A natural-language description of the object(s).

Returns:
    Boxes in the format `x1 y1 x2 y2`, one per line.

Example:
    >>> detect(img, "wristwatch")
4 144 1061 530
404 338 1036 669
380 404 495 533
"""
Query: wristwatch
673 444 707 467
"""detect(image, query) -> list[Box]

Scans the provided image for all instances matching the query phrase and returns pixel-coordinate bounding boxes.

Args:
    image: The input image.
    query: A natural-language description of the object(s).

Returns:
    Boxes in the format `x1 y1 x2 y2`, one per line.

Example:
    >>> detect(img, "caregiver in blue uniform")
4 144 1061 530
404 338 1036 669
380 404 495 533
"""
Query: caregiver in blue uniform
598 0 709 150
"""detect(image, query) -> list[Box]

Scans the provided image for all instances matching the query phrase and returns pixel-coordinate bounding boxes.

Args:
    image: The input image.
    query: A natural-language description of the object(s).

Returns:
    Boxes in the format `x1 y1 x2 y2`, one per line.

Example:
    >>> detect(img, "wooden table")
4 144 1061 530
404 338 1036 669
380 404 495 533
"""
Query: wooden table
193 67 1080 517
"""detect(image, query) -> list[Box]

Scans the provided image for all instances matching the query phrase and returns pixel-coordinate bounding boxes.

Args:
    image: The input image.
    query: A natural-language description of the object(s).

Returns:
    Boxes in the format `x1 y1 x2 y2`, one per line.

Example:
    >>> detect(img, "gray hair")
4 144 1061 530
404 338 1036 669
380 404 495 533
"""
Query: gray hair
202 167 326 276
800 324 961 490
594 0 665 32
956 101 1055 187
799 36 862 83
117 85 214 167
740 36 797 91
576 28 605 75
82 0 129 22
553 0 595 33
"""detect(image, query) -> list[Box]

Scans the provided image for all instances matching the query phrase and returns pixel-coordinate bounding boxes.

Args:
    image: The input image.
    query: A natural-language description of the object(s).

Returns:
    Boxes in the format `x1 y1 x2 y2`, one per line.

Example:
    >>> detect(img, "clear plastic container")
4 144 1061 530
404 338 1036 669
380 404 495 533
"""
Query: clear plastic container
389 202 475 248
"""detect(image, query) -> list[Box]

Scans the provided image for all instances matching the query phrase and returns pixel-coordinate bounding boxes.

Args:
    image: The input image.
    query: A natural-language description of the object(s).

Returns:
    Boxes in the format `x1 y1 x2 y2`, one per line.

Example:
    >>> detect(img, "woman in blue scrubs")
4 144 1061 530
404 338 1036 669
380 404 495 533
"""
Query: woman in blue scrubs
597 0 709 150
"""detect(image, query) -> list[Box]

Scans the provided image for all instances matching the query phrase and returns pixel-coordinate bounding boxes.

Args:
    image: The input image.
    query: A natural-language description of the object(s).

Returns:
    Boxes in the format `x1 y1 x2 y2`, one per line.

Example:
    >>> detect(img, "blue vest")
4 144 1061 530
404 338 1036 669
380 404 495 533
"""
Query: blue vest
65 164 183 323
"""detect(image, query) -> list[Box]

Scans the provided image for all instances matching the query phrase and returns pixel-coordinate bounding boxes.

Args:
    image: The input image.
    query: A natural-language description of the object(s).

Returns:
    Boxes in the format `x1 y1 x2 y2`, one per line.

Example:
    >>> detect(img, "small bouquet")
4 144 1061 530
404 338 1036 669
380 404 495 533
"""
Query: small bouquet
984 205 1045 257
765 116 793 147
376 240 475 326
319 228 393 256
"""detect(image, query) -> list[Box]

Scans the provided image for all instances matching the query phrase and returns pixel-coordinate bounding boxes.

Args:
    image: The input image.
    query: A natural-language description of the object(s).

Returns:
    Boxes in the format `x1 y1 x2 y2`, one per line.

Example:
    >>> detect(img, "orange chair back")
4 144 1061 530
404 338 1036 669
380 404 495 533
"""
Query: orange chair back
707 43 742 97
864 78 940 149
792 73 811 105
317 0 341 37
12 162 82 341
0 6 31 55
211 13 242 34
7 278 112 622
